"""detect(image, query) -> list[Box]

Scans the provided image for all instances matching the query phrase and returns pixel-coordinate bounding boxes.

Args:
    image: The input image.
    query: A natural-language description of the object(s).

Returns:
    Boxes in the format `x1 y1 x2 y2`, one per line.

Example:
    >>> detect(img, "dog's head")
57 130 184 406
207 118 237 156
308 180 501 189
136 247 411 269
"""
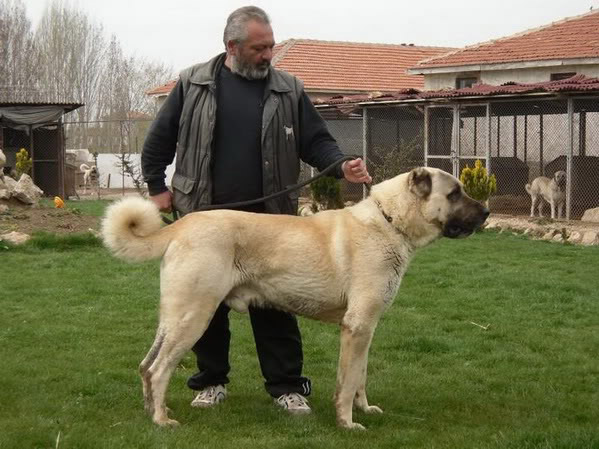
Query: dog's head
371 167 489 247
553 170 566 188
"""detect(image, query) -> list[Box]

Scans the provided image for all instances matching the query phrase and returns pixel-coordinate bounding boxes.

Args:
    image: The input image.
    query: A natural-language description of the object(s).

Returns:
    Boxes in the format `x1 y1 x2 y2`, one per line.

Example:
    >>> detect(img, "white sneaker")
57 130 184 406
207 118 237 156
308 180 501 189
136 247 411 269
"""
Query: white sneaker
191 385 227 408
274 392 311 415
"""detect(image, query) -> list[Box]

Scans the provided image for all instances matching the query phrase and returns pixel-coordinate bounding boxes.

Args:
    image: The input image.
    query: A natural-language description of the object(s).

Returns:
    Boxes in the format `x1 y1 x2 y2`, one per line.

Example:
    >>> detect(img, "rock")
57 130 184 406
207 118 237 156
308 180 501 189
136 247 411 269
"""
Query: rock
568 231 582 244
543 230 558 241
581 231 599 246
0 231 31 245
553 234 565 243
12 174 43 204
0 204 8 213
581 208 599 223
0 175 11 200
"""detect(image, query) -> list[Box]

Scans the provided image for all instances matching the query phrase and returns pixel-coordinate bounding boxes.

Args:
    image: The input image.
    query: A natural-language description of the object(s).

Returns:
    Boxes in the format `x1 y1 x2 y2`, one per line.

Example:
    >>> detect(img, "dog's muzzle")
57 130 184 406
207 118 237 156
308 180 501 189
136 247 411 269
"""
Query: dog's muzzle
443 207 490 239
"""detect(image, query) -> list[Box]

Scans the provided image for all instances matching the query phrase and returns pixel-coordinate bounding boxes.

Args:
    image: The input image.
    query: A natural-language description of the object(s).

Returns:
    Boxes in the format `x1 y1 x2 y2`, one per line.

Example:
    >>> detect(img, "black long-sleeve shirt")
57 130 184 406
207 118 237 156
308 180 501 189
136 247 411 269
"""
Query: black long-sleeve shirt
142 66 345 198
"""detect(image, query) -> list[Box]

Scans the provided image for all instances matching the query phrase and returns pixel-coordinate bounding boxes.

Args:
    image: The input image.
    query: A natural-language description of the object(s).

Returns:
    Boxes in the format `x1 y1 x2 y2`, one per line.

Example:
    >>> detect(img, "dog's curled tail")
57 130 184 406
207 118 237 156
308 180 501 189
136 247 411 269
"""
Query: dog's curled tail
524 183 532 195
101 196 169 262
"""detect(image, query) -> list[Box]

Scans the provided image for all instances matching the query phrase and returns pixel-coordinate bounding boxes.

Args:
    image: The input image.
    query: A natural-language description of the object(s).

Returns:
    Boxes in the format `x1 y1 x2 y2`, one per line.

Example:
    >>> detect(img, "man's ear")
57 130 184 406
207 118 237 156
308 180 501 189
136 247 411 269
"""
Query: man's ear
408 167 432 198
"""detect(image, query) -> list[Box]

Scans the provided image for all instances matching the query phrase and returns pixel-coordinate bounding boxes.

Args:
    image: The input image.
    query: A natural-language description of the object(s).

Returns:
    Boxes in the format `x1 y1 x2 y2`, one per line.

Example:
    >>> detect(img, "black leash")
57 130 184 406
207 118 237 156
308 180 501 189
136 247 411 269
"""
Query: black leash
161 155 363 224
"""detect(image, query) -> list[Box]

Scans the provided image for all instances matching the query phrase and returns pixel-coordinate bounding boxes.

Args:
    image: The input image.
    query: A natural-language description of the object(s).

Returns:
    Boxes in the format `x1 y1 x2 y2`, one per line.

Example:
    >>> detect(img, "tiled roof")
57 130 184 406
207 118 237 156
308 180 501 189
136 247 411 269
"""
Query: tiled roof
147 40 456 97
315 75 599 106
413 9 599 70
147 80 177 96
273 39 456 92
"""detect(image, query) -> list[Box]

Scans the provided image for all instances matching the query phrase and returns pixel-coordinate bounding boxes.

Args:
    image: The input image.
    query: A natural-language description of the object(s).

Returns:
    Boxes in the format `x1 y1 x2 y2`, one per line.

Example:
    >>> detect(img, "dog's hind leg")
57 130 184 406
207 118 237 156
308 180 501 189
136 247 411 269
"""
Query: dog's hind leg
530 195 537 217
140 328 165 414
144 296 222 426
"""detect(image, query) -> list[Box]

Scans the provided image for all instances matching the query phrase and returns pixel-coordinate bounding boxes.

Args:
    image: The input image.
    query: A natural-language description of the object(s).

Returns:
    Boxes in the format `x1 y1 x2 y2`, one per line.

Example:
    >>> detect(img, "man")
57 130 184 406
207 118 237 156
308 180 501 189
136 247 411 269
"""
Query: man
141 5 371 415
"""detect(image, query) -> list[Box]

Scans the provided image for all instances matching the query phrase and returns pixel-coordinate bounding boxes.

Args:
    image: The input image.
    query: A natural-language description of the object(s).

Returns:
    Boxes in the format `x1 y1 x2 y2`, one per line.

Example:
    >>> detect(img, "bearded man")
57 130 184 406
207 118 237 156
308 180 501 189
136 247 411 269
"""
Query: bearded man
141 5 371 415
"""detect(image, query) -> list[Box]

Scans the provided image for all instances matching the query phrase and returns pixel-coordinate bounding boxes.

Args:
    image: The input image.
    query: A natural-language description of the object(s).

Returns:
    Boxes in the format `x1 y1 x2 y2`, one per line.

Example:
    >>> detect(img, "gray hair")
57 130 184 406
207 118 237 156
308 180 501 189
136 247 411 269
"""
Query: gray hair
223 6 270 47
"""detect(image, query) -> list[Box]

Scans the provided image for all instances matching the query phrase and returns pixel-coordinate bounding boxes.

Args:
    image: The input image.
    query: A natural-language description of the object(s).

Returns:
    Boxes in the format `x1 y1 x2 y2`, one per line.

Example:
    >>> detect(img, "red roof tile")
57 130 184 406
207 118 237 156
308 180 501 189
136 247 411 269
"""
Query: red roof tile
414 9 599 70
147 80 177 96
273 39 456 92
147 40 456 97
315 75 599 106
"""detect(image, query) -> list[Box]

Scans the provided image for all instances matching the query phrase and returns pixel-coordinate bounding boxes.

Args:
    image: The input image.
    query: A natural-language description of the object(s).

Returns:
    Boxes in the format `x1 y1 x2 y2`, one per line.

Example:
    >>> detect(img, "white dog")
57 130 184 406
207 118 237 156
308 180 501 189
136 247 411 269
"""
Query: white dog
80 163 99 194
525 170 567 219
102 168 489 429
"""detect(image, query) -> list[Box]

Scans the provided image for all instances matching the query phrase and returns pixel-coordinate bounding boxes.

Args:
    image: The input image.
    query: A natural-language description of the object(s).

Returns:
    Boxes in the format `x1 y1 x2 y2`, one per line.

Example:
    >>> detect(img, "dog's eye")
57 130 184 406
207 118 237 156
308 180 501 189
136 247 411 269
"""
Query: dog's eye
447 188 461 202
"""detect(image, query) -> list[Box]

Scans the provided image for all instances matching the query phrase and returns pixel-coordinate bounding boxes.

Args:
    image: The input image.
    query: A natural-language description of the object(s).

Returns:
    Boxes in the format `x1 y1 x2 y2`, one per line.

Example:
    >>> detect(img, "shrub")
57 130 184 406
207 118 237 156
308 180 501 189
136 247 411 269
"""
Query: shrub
16 148 32 178
460 159 497 203
309 176 344 210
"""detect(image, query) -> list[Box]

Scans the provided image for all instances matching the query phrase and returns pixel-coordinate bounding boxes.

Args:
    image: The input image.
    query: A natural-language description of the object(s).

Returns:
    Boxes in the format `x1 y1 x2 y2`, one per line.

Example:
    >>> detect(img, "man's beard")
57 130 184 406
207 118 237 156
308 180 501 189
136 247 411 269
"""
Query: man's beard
230 54 270 80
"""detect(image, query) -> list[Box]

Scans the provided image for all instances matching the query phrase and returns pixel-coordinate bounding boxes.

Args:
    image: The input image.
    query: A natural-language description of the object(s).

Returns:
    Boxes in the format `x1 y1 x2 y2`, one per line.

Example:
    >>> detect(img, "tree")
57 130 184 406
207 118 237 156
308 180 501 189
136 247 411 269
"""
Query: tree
0 0 39 101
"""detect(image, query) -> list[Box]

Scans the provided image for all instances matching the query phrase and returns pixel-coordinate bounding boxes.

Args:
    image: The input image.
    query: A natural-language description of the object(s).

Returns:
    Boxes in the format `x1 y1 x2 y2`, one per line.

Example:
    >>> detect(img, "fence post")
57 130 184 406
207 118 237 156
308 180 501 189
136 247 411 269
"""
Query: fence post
486 103 492 174
362 107 368 199
567 98 574 220
424 106 429 167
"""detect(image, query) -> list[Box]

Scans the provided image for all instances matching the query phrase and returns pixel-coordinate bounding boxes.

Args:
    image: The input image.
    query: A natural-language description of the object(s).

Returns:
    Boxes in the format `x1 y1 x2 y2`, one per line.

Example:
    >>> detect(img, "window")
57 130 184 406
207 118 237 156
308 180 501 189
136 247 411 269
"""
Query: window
456 77 478 89
550 72 576 81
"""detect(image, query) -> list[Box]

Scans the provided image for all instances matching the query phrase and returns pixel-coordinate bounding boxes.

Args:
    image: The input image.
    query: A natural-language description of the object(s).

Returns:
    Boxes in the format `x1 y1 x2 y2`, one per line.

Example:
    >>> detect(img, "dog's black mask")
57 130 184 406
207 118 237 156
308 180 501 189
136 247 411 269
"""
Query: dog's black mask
443 207 490 239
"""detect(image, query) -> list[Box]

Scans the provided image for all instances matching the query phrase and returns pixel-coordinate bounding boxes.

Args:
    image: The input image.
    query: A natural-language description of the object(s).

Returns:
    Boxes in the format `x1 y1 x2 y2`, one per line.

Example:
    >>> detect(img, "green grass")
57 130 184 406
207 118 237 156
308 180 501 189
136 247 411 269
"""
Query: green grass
1 231 598 448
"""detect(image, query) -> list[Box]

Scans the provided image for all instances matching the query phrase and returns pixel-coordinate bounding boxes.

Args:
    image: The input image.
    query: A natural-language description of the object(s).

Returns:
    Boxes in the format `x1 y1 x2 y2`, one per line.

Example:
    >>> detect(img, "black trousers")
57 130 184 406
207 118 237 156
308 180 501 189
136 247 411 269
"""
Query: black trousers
187 303 311 398
186 203 311 398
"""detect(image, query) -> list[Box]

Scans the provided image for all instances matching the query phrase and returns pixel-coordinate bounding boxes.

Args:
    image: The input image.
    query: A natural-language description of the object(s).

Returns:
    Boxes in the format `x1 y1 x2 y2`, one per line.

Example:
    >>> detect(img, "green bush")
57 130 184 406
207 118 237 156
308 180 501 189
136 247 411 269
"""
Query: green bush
16 148 33 178
460 159 497 203
309 176 344 210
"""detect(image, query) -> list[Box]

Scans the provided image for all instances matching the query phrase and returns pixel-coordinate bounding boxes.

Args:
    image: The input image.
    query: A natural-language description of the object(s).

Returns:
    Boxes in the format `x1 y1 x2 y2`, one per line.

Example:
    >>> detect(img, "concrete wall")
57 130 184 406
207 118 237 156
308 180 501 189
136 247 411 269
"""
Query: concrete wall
423 64 599 90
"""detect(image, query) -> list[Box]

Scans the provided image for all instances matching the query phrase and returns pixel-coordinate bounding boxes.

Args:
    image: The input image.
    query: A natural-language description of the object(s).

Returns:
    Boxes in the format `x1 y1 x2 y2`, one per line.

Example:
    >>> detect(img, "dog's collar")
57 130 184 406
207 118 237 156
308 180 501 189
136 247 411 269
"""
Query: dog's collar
374 200 393 224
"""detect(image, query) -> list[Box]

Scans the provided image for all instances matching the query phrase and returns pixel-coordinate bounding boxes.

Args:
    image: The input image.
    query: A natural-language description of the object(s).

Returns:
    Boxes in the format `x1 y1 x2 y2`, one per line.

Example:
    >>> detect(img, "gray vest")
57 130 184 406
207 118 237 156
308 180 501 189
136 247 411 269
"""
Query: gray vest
171 53 304 215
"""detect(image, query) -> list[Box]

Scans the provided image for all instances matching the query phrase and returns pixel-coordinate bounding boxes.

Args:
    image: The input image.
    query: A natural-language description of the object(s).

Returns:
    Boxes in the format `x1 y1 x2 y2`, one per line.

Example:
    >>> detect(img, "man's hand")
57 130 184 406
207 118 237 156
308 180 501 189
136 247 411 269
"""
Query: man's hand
341 158 372 184
149 190 173 213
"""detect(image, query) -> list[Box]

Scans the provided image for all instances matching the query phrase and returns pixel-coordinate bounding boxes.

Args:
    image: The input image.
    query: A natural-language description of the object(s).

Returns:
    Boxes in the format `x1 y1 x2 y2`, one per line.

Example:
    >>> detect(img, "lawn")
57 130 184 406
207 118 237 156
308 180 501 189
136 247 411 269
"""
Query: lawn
1 228 598 449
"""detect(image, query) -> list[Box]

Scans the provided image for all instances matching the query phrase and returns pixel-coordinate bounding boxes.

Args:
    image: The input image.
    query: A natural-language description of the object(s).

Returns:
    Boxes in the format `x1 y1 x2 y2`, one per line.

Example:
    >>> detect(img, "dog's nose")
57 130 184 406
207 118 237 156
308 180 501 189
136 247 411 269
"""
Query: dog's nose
482 208 490 220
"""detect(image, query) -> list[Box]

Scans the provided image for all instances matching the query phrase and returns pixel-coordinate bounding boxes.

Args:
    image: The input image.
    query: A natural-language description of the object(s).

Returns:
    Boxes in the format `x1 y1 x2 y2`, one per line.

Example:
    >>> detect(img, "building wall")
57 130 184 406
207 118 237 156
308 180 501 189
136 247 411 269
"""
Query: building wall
423 64 599 90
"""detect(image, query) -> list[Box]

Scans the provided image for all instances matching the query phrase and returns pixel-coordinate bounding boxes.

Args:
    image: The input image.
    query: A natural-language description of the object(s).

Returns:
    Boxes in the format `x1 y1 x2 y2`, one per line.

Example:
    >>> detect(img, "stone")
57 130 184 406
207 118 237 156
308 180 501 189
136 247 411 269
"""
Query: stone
12 174 43 204
553 234 564 243
581 208 599 223
543 230 558 241
581 231 599 246
568 231 582 244
0 204 8 213
0 231 31 245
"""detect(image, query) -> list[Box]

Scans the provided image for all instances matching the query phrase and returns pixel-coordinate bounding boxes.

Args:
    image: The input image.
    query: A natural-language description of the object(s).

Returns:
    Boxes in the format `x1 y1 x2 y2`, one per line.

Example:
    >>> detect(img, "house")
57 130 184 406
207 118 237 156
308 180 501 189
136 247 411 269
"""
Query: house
146 39 456 106
408 9 599 90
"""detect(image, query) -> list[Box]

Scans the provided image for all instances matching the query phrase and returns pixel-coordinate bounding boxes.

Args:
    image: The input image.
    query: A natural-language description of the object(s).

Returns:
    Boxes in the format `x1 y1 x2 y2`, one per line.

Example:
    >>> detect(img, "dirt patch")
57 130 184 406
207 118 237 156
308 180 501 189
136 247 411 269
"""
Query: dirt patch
0 199 101 235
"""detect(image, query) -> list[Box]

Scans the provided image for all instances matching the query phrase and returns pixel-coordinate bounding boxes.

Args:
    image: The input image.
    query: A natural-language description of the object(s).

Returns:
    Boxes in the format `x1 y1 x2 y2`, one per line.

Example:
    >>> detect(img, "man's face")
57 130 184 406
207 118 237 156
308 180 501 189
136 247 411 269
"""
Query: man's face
229 20 274 80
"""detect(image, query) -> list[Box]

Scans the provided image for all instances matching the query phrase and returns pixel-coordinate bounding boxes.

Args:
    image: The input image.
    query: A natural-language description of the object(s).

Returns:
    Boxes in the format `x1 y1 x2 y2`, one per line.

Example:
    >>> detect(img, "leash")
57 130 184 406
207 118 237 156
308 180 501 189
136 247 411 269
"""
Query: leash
161 155 364 224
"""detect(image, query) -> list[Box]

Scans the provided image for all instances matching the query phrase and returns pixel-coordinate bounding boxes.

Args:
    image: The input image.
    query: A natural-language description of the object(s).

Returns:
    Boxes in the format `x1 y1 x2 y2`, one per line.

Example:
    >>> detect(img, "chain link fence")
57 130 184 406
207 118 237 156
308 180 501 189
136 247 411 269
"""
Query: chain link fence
320 95 599 220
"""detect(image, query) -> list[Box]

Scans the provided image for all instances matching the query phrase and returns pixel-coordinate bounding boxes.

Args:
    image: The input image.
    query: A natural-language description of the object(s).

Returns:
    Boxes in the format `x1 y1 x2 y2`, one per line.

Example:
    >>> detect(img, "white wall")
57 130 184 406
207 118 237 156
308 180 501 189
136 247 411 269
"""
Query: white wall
95 153 175 189
423 64 599 90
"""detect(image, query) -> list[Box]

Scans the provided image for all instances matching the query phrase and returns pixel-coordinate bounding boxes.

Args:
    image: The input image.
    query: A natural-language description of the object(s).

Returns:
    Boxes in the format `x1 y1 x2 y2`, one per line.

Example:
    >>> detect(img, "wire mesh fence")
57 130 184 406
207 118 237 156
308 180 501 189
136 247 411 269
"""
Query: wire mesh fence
320 95 599 220
60 97 599 220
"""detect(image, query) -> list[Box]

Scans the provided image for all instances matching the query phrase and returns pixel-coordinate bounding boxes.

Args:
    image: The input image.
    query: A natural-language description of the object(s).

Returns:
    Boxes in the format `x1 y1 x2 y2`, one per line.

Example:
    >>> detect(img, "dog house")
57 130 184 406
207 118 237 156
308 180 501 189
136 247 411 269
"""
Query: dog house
0 102 82 198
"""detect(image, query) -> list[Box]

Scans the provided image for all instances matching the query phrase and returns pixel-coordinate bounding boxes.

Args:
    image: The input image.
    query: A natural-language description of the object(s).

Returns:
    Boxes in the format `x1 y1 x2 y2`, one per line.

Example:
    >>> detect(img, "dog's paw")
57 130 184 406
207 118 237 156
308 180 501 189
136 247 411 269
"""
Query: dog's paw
364 405 383 414
338 419 367 430
155 417 180 427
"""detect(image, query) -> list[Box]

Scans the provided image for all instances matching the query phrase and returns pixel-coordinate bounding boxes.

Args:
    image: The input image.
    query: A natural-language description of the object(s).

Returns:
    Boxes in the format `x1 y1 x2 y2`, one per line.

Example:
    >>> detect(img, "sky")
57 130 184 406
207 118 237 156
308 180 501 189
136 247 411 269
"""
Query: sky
23 0 599 72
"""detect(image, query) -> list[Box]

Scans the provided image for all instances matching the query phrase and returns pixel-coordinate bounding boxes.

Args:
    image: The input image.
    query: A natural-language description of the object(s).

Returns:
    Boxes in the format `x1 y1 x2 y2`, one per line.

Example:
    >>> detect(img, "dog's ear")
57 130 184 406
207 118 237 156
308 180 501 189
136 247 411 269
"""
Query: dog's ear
408 167 432 198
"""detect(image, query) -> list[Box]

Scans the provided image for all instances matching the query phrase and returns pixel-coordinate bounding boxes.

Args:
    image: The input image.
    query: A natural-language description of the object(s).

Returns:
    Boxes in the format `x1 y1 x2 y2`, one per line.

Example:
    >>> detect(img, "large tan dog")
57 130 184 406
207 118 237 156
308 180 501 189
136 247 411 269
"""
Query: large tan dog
525 170 567 220
102 167 489 430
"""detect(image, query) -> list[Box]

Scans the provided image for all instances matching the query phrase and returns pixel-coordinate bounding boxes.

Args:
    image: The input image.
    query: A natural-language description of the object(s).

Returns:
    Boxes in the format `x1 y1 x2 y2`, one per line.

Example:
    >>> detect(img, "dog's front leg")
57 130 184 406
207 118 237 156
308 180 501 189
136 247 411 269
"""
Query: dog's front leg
353 350 383 415
550 200 556 220
335 312 379 430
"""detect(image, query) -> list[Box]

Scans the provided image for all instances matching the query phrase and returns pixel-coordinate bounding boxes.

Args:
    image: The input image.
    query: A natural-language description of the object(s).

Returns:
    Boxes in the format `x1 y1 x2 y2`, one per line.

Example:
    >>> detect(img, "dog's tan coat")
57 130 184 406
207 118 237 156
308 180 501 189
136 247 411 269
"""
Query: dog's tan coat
102 167 488 430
